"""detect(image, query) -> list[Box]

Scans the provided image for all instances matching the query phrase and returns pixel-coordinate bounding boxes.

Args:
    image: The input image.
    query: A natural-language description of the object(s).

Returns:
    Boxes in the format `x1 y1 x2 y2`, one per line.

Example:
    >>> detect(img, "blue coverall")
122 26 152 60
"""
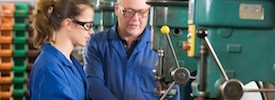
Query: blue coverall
83 26 180 100
29 44 88 100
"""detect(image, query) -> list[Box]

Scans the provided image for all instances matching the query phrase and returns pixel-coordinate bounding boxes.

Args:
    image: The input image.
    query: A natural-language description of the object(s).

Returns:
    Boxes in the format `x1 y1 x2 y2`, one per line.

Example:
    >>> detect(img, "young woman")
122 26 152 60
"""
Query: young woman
29 0 94 99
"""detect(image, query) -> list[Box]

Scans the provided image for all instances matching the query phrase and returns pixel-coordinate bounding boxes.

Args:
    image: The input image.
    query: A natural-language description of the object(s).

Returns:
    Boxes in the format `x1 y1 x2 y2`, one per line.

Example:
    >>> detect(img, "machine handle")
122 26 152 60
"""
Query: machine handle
243 88 275 92
159 82 176 100
197 28 229 80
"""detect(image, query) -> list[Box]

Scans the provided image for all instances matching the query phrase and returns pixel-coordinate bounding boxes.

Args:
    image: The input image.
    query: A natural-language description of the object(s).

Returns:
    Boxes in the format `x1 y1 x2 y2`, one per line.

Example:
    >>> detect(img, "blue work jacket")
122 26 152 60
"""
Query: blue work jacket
29 44 88 100
83 26 180 100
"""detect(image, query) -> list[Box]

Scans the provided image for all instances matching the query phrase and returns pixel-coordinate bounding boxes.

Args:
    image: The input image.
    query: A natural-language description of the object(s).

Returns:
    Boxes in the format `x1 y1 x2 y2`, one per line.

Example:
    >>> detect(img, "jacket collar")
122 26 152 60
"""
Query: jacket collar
107 25 151 58
41 44 73 67
107 25 151 43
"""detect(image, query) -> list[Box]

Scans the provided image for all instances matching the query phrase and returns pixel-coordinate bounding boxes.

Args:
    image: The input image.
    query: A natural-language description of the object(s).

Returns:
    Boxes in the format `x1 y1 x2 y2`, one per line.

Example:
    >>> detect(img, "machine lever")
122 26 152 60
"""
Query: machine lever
146 0 189 6
161 25 181 68
243 88 275 92
197 28 229 80
159 82 176 100
190 76 196 80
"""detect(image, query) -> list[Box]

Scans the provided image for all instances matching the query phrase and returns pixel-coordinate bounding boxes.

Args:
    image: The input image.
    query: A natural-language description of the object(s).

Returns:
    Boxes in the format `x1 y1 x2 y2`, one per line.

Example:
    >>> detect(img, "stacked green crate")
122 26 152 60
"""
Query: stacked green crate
12 3 29 100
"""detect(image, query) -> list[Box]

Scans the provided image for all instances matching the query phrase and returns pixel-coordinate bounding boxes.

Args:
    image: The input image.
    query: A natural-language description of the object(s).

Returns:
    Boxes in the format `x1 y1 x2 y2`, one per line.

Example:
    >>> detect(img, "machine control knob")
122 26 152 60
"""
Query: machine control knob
182 41 190 51
171 67 190 85
160 25 170 35
196 28 208 39
220 79 244 100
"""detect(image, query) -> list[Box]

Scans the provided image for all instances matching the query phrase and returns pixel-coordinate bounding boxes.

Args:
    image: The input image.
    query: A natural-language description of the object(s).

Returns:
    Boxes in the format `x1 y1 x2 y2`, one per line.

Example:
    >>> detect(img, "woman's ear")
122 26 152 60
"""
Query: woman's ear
63 18 72 31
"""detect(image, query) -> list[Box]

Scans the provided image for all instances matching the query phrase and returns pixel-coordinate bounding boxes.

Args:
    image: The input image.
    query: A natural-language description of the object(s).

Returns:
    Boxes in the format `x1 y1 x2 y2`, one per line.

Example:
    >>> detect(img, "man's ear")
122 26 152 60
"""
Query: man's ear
63 18 72 30
114 3 119 16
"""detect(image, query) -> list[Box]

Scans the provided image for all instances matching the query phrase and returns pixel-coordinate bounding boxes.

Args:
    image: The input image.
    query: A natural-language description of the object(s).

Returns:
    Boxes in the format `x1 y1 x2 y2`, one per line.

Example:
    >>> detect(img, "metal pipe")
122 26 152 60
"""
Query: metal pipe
156 49 164 80
149 7 155 50
199 43 207 91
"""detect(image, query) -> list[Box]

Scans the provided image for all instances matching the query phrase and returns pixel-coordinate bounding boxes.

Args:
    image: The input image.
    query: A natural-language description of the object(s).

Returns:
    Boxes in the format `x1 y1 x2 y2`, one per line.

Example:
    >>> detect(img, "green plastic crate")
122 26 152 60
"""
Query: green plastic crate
13 65 27 73
13 23 27 31
13 30 27 44
12 83 26 97
14 17 28 24
13 96 26 100
13 44 27 57
13 72 26 83
13 76 26 84
14 4 29 17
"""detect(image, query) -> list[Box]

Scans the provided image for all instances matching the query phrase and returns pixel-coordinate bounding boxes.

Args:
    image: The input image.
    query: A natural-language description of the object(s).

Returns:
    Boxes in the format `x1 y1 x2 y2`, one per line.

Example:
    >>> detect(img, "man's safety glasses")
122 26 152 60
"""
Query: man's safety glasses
118 4 150 18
